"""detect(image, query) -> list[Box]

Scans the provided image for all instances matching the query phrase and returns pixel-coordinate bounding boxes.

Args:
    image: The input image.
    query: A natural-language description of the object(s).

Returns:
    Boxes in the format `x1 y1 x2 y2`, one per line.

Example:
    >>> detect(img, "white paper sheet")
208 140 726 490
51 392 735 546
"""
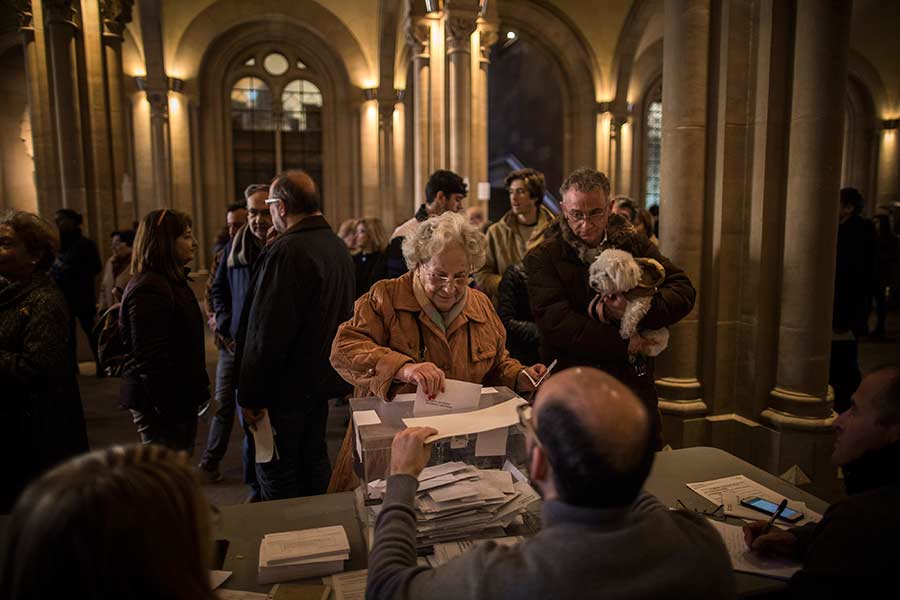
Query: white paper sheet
481 387 498 394
708 519 801 580
475 427 508 456
352 410 381 459
431 536 523 566
329 569 368 600
209 570 231 590
413 379 482 416
418 461 471 481
687 475 820 526
252 411 276 463
403 398 527 443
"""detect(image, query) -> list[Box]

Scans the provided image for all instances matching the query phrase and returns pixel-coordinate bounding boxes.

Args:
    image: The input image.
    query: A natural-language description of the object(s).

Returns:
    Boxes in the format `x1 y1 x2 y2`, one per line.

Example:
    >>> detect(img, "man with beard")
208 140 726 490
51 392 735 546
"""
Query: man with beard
365 367 735 600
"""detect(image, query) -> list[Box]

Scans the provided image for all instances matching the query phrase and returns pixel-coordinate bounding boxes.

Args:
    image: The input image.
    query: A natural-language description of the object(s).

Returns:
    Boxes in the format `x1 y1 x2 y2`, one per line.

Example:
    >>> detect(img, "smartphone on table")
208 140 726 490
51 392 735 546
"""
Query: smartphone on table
739 496 803 522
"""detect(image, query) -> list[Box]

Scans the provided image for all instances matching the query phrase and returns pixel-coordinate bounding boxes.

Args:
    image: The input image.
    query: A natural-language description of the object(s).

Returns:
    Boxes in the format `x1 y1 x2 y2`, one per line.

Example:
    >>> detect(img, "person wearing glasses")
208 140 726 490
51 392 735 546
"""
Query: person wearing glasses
524 168 695 448
474 168 555 307
237 170 355 500
119 209 209 453
328 211 546 491
366 367 735 600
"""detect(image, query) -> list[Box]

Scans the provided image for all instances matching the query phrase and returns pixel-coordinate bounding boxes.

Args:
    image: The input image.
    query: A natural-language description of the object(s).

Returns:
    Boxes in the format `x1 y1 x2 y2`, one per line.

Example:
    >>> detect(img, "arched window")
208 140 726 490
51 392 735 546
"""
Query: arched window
644 100 662 208
228 52 325 199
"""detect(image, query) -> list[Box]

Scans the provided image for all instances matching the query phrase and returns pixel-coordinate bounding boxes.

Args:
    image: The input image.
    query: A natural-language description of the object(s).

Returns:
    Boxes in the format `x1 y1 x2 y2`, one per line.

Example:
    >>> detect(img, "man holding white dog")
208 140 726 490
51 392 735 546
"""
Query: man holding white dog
524 168 695 447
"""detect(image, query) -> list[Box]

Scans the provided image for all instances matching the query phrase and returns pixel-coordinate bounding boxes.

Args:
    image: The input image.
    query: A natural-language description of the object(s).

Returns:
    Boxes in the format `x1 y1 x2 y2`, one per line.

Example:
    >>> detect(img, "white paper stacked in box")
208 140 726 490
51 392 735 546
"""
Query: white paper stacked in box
367 461 539 547
257 525 350 584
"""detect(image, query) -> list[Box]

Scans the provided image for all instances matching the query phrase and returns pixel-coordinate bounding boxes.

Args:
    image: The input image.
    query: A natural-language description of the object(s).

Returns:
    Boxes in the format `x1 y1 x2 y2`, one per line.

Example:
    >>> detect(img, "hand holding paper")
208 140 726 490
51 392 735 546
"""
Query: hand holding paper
391 426 439 478
397 362 446 397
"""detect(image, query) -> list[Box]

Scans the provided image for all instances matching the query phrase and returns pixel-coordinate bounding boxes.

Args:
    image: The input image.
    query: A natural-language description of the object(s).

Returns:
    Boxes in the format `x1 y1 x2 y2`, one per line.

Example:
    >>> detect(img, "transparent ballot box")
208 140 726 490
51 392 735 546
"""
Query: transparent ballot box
350 386 529 499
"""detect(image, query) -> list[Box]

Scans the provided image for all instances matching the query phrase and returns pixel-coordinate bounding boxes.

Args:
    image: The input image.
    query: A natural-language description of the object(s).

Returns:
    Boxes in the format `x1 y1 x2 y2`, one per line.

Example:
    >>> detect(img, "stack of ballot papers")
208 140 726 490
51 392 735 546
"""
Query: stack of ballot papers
257 526 350 584
367 461 540 547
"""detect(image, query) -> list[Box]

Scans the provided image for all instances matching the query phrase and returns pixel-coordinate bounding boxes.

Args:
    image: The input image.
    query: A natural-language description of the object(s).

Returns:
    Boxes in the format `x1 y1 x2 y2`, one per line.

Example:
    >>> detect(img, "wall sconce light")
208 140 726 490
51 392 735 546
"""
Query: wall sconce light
363 88 377 101
135 76 147 91
884 119 899 130
168 77 184 93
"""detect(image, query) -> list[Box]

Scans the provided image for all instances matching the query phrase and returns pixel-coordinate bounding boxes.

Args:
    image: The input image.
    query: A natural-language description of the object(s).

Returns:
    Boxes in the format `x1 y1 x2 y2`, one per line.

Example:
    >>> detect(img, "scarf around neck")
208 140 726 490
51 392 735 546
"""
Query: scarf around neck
227 224 263 268
412 269 468 333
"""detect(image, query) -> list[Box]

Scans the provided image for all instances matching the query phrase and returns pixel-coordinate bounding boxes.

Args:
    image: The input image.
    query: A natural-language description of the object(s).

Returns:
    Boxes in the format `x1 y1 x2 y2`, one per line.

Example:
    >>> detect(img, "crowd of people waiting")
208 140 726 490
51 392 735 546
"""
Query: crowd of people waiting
0 163 898 597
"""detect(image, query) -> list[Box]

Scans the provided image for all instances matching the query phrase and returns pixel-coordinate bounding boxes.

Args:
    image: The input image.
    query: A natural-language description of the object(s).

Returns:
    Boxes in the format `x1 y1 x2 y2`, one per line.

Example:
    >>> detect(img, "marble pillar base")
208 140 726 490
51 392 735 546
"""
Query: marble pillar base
657 377 708 416
767 386 835 420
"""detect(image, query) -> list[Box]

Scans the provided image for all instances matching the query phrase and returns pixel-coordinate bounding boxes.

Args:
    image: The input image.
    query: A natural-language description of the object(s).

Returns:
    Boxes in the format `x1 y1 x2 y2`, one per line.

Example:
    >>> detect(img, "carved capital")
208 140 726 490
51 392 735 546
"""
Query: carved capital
446 15 476 54
478 27 499 63
405 20 431 59
43 0 76 26
100 0 133 37
146 91 169 120
14 0 33 30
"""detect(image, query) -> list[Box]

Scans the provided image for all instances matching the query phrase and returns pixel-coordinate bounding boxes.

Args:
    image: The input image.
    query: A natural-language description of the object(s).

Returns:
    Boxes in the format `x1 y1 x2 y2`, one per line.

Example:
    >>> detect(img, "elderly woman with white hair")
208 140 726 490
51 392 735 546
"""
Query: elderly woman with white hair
327 212 545 491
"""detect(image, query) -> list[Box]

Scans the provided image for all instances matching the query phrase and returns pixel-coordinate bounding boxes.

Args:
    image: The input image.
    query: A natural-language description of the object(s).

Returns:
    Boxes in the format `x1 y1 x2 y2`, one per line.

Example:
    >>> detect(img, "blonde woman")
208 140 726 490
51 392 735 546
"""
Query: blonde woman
337 218 359 255
0 445 219 600
353 217 389 298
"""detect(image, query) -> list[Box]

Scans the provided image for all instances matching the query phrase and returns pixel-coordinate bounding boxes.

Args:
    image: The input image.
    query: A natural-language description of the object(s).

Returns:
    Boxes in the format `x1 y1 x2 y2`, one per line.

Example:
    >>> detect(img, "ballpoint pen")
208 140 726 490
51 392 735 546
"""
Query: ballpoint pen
761 498 789 534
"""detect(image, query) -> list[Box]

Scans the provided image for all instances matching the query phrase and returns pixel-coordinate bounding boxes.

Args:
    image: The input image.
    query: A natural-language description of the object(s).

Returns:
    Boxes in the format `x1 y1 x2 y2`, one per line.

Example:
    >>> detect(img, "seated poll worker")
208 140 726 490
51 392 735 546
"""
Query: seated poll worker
328 212 546 492
524 168 696 448
744 365 900 594
366 367 736 600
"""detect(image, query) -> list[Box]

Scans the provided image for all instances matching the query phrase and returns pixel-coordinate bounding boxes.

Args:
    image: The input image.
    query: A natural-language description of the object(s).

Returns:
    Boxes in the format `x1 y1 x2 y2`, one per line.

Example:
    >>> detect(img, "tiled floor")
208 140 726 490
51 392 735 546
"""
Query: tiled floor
77 310 899 507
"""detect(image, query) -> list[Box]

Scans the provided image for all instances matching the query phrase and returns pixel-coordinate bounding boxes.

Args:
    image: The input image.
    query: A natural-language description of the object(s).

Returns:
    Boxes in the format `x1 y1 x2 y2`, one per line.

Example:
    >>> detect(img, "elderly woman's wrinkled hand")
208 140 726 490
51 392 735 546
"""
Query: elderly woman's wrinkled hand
516 363 547 392
397 362 446 398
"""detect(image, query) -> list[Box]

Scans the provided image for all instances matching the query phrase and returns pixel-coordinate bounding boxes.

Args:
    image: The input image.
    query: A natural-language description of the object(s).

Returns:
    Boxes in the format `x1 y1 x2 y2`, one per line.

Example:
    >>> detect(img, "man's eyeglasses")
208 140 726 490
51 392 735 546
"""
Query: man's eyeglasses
565 208 607 223
675 499 725 521
516 403 544 448
264 197 281 205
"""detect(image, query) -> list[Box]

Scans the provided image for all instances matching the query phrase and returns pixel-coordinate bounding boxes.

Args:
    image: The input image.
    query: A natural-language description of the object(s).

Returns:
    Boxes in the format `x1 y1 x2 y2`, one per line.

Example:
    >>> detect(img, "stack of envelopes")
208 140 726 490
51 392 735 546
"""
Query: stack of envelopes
368 462 540 547
257 525 350 584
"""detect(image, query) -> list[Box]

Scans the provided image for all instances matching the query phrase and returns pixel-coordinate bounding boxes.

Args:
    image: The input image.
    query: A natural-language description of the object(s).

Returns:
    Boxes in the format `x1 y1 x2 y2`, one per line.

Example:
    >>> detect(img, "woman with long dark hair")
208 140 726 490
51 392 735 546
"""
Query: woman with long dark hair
0 444 218 600
119 209 209 452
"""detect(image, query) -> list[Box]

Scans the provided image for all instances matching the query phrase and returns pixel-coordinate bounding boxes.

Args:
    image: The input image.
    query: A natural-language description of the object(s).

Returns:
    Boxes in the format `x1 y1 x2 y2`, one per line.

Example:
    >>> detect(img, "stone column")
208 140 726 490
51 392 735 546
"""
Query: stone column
101 0 135 228
471 21 498 213
446 14 476 184
406 21 430 208
44 0 89 217
147 90 172 208
378 99 396 228
763 0 852 428
656 0 710 416
17 0 62 215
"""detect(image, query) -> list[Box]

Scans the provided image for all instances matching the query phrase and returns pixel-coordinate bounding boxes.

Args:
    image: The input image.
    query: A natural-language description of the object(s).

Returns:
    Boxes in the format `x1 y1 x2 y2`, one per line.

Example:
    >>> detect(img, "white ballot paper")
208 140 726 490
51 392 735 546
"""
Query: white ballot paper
252 411 276 464
708 519 801 580
327 569 368 600
687 475 821 527
403 397 526 443
352 410 381 459
209 570 231 590
413 379 482 416
475 427 509 456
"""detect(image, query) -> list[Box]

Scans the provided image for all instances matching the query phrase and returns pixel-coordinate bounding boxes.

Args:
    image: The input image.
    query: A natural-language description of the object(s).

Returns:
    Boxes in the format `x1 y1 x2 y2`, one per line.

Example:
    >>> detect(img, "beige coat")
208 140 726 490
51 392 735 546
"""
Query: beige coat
474 205 555 305
330 271 524 400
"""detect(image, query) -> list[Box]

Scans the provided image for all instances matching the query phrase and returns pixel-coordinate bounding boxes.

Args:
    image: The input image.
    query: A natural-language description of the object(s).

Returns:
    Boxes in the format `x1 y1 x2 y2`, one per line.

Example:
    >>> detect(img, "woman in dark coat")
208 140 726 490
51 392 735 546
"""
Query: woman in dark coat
119 209 209 453
497 263 542 366
0 210 89 512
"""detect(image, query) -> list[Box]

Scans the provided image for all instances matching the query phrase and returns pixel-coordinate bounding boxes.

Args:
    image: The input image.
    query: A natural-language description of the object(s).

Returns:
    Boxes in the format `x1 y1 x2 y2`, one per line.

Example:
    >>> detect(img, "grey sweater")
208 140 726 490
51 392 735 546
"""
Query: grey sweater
366 475 736 600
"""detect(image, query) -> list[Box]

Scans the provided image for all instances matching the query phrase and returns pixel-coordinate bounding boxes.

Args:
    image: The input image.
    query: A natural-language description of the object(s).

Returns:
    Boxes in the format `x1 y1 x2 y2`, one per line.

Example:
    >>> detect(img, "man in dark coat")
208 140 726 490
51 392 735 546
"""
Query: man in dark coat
238 170 355 500
744 365 900 595
524 168 695 447
50 209 103 372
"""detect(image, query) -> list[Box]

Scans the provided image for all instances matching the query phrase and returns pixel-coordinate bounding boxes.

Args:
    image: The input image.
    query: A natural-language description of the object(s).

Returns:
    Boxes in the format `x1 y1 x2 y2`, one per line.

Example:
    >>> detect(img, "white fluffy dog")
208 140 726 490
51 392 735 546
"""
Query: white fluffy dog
588 248 669 358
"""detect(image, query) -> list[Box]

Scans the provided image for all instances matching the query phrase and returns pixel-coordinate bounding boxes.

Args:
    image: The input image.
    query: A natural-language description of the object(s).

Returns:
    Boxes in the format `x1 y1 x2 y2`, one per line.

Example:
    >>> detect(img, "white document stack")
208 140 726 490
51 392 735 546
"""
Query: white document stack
257 525 350 584
368 462 540 547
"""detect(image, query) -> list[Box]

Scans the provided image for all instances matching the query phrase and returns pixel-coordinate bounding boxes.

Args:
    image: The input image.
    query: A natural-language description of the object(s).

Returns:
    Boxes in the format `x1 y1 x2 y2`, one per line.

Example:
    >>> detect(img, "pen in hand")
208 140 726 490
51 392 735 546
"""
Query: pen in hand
761 499 789 535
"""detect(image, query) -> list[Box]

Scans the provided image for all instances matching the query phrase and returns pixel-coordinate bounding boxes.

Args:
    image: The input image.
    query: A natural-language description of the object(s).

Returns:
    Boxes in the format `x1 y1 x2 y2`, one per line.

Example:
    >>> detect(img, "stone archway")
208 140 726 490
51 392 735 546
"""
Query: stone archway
184 15 364 249
495 0 598 174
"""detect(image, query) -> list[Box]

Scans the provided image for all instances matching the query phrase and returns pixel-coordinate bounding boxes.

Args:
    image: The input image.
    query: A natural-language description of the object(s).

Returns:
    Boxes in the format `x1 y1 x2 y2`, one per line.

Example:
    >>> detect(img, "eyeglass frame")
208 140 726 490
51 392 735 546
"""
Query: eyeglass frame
675 499 726 520
563 206 608 224
516 403 544 449
264 197 282 205
420 263 472 290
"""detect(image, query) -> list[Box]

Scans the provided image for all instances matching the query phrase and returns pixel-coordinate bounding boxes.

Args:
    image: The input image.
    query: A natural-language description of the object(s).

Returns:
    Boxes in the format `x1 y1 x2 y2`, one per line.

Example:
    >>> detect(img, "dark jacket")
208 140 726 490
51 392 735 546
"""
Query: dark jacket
119 270 209 420
524 214 696 438
0 273 88 511
833 214 876 336
238 215 355 410
211 232 262 340
354 251 388 299
367 476 736 600
50 230 103 316
497 264 541 366
387 204 429 277
789 441 900 593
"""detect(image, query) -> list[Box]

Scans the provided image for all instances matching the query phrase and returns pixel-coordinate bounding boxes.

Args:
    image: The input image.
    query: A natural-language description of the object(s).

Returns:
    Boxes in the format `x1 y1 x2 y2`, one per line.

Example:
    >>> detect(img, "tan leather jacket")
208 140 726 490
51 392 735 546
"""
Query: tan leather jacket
474 205 555 306
330 271 524 400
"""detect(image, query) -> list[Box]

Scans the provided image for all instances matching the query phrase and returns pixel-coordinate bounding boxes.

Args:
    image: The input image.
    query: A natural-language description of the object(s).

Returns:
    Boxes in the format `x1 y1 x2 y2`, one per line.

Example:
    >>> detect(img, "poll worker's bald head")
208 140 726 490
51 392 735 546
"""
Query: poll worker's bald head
532 367 654 507
269 169 320 215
